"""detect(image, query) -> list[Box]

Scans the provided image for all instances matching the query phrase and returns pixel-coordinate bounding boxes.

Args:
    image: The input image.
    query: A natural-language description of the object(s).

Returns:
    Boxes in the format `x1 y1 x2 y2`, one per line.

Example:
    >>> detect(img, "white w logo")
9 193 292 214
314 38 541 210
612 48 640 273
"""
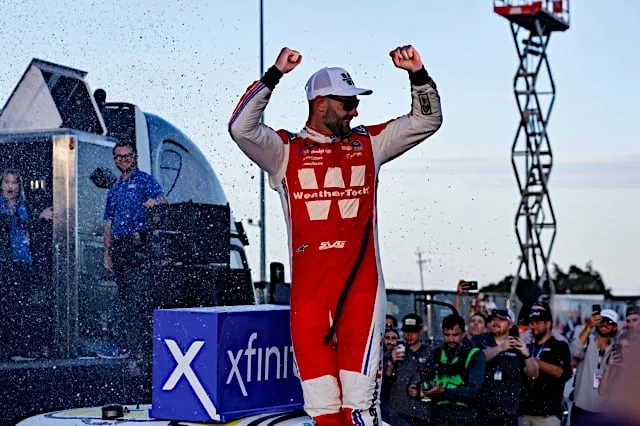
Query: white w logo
293 166 368 221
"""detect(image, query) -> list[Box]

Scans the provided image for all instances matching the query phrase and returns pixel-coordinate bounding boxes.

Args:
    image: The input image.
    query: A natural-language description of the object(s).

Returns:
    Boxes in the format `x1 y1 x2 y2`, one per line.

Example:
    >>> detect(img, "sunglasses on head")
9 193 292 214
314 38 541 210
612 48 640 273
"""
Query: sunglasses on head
326 95 359 111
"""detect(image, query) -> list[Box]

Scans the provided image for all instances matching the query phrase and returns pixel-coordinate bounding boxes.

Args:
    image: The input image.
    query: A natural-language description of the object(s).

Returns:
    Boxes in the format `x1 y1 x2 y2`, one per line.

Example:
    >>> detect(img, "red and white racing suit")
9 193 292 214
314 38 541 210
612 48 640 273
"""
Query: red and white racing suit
229 67 442 426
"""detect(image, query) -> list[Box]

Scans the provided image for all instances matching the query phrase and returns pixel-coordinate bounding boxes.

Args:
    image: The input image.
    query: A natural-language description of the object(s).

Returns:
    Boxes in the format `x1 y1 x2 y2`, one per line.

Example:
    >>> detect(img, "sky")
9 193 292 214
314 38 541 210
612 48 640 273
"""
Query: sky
0 1 638 295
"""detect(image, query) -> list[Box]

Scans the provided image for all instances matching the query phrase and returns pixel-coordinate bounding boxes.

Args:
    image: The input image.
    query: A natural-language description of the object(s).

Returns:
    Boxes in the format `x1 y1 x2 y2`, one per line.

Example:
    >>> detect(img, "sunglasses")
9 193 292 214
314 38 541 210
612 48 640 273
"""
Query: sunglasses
113 153 134 160
326 95 359 111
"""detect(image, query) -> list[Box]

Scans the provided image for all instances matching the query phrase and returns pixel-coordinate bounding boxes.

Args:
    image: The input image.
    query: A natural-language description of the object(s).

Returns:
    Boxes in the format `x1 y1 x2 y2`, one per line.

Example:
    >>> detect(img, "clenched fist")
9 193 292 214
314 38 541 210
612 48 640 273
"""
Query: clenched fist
274 47 302 74
389 45 423 73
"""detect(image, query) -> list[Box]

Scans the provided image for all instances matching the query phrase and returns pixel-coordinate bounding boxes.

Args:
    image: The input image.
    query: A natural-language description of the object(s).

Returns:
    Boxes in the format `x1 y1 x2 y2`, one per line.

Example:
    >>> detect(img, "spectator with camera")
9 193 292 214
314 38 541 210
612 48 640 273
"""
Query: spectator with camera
417 314 486 426
569 308 618 425
381 327 401 424
384 313 432 425
472 309 539 426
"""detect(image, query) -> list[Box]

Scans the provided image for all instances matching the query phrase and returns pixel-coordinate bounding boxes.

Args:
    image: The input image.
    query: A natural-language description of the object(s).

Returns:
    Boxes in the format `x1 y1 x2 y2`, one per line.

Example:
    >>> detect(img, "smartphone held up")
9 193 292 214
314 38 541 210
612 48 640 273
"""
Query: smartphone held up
461 280 478 291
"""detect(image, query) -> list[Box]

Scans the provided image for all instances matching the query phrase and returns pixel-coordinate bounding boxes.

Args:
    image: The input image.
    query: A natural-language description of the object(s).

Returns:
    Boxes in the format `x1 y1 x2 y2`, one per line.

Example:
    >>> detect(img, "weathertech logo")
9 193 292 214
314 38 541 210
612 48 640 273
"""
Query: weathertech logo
293 166 369 220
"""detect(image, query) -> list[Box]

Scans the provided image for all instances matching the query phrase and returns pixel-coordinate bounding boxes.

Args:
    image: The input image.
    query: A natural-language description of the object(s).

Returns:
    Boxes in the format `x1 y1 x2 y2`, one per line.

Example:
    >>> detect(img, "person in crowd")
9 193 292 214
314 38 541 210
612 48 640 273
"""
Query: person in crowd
381 327 404 426
385 313 433 425
569 308 618 425
468 313 487 338
589 330 640 425
418 314 486 426
519 305 573 426
520 301 567 345
386 314 399 331
473 308 538 426
622 305 639 332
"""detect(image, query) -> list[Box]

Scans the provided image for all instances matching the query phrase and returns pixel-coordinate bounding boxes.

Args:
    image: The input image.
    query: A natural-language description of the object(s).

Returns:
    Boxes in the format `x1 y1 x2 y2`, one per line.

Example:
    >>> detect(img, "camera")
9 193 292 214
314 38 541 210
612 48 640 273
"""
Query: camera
461 280 478 291
419 380 432 402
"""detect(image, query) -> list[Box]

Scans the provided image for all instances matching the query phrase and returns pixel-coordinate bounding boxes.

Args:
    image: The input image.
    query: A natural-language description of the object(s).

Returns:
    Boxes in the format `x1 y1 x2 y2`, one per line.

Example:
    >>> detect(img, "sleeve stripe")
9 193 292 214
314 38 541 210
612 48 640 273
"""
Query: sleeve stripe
229 81 267 128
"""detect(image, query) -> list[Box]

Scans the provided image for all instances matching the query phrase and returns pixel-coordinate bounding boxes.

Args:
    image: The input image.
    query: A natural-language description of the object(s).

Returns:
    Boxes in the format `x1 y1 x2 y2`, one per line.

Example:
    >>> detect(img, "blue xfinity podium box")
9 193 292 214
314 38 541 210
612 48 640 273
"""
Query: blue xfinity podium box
150 305 304 423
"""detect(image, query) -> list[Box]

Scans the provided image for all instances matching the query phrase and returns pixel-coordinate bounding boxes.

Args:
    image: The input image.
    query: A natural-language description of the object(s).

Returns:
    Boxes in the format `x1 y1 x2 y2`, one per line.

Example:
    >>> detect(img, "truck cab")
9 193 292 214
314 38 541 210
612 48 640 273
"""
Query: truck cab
0 58 254 362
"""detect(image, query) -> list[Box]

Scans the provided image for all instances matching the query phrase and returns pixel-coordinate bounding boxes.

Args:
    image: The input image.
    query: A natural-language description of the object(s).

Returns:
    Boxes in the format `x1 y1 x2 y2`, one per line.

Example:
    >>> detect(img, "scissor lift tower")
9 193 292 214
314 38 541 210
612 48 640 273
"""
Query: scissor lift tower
493 1 570 299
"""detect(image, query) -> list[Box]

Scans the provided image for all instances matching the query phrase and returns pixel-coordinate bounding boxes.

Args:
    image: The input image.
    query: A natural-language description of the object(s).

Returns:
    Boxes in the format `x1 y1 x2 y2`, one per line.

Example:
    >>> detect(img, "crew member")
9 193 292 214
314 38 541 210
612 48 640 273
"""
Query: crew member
103 142 166 358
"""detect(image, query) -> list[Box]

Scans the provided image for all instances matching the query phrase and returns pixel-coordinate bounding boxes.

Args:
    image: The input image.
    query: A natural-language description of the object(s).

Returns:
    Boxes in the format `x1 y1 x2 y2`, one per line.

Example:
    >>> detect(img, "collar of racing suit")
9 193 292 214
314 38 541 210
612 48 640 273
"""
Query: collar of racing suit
300 125 351 144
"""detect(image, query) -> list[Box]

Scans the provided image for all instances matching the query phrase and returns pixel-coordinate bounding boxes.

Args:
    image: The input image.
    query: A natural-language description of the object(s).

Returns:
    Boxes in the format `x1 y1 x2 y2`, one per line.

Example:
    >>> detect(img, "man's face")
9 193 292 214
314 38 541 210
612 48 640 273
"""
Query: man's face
624 314 639 331
529 319 550 340
323 96 359 137
596 318 617 337
468 315 486 336
383 330 398 350
385 317 396 330
402 330 421 346
490 317 511 337
113 146 136 173
443 325 464 351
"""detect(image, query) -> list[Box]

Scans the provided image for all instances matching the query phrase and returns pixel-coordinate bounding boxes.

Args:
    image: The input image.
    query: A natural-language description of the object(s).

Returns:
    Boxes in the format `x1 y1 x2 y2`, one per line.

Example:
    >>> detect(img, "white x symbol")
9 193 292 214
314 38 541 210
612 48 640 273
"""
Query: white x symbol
162 339 220 421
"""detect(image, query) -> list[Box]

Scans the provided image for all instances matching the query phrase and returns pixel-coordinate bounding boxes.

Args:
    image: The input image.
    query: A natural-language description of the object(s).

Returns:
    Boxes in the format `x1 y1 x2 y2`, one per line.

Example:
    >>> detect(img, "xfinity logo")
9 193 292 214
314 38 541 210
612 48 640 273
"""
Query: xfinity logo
294 166 369 220
162 339 220 421
226 332 298 397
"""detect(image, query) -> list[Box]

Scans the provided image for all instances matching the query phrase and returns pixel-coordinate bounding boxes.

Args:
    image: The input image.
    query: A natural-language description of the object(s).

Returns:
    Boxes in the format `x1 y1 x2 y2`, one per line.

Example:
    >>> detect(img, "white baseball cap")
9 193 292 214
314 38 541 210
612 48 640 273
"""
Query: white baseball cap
600 309 619 325
305 67 373 100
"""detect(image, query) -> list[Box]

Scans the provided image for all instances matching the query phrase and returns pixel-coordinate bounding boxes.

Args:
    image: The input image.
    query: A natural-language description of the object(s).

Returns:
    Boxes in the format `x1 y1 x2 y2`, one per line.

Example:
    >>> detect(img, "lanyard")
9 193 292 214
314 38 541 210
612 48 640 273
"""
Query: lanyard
530 342 545 359
597 350 605 370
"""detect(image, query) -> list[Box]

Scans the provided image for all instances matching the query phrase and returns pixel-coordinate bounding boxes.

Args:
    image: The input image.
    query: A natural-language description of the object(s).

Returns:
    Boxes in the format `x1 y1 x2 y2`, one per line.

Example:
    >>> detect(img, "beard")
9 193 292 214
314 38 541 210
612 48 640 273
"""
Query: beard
445 342 460 352
323 107 351 138
597 326 617 338
117 162 136 174
533 328 547 340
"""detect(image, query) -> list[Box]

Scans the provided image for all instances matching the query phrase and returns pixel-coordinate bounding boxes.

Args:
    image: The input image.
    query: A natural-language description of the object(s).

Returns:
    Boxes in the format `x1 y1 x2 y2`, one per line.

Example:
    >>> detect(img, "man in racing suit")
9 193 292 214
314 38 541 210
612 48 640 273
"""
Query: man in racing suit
228 45 442 426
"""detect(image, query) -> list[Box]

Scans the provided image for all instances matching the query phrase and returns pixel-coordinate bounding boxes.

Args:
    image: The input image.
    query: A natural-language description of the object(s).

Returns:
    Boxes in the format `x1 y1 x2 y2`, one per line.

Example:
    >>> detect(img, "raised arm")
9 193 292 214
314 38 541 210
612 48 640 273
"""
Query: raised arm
228 47 302 175
369 45 443 165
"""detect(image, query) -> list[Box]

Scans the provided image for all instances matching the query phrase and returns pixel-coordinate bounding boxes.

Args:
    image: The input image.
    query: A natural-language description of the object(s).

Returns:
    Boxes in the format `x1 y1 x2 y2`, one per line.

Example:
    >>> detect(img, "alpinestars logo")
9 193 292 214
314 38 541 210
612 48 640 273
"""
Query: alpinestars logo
293 166 369 220
341 72 355 86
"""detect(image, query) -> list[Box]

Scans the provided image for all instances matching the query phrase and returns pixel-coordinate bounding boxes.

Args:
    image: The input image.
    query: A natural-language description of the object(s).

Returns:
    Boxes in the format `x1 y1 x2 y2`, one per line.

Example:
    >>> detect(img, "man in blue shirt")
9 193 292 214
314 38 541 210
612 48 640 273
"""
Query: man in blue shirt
103 142 166 358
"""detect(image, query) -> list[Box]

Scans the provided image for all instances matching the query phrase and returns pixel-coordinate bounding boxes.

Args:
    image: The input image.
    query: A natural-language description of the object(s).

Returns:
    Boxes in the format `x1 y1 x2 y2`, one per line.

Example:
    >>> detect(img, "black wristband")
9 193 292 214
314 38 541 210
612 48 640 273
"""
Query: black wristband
260 66 284 90
409 67 430 86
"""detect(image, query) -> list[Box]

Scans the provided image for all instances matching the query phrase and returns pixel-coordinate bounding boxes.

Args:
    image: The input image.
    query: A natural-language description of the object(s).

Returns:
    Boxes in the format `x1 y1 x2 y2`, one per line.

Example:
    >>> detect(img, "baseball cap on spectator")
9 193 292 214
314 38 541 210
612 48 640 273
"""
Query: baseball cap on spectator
305 67 373 100
531 301 552 314
600 309 619 325
529 309 552 322
626 305 640 317
401 313 424 333
488 308 516 323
